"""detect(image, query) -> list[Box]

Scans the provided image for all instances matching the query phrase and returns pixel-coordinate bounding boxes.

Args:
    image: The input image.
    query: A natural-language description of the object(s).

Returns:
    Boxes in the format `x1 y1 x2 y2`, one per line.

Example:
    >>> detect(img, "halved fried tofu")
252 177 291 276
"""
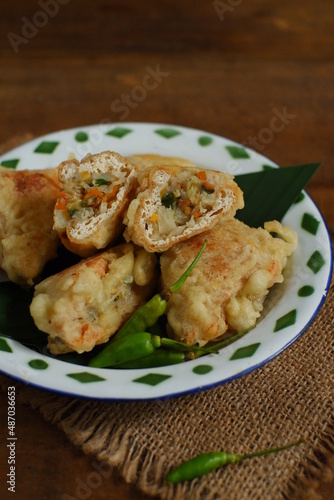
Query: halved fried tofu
128 154 197 171
123 165 244 253
160 218 298 346
30 243 157 354
53 151 138 257
0 167 60 287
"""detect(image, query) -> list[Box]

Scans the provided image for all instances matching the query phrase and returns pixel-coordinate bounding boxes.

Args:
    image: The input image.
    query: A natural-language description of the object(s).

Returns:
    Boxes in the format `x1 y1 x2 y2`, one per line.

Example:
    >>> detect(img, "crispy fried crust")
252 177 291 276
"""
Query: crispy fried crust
128 154 197 171
30 243 157 354
0 167 60 287
160 218 298 346
53 151 138 257
123 165 244 253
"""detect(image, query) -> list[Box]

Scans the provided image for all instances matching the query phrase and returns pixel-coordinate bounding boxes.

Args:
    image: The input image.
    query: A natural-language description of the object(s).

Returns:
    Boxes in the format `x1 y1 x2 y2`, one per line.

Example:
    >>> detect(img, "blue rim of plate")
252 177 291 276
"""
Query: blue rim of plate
0 122 332 401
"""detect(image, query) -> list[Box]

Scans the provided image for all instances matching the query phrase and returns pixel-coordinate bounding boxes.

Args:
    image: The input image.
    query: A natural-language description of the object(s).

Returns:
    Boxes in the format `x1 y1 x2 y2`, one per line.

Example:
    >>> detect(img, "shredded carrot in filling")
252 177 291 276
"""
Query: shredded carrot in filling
82 187 120 210
55 199 67 210
84 188 103 201
179 198 191 214
202 180 215 192
55 192 68 210
159 173 216 224
197 171 207 181
57 172 122 222
104 185 119 203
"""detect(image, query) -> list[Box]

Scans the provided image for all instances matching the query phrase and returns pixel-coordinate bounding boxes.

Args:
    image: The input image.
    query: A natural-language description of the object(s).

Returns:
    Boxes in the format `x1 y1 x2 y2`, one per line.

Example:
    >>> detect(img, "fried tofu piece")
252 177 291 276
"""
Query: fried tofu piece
123 165 244 253
160 218 298 346
0 167 60 287
53 151 138 257
128 154 197 171
30 243 157 354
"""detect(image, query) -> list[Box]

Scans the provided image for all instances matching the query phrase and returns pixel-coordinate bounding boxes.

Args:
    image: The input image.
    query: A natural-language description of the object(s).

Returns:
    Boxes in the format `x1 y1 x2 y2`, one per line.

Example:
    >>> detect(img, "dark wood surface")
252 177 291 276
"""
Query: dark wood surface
0 1 333 498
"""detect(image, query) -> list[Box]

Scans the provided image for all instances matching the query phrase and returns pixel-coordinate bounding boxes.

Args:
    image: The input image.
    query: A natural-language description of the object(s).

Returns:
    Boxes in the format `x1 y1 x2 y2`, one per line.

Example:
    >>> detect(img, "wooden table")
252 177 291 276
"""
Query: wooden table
0 1 333 498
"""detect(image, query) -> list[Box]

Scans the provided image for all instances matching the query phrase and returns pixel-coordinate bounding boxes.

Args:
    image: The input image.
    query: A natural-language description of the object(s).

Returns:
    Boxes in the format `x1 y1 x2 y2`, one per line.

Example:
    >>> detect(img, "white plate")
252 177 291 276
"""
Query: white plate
0 123 332 400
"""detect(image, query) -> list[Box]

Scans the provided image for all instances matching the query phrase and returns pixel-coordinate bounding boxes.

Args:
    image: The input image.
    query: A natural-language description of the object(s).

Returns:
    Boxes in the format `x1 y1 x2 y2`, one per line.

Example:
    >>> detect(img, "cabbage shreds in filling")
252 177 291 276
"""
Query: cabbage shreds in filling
55 170 128 224
151 170 217 238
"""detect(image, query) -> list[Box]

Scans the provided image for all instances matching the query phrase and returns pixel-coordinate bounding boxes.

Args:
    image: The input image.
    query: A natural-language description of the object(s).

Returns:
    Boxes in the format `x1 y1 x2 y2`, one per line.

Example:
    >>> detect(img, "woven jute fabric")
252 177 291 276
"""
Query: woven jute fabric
1 136 334 499
1 276 334 499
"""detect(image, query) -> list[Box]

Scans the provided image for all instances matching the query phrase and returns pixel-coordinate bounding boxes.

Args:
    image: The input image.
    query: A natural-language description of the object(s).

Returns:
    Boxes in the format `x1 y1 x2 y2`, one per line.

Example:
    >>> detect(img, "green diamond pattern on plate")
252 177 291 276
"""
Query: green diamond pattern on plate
67 372 106 383
307 251 325 274
28 359 48 370
225 145 250 159
198 136 213 147
1 159 19 169
0 338 13 353
34 141 59 154
155 128 181 139
192 365 213 375
75 131 89 142
274 309 297 332
230 342 260 360
298 285 315 297
106 127 132 138
133 373 172 386
301 213 320 235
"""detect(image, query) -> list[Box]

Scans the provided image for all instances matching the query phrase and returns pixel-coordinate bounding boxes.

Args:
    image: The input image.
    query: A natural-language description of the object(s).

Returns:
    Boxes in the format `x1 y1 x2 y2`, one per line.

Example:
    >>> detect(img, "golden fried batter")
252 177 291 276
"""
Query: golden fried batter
128 153 197 171
30 243 157 354
160 218 298 346
0 167 60 287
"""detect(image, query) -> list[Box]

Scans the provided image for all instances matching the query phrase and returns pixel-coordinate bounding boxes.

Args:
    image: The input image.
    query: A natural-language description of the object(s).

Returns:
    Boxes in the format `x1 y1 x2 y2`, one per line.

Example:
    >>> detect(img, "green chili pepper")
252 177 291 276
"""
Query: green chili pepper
161 192 176 207
115 349 187 369
91 319 250 372
89 332 162 368
89 332 207 368
89 241 207 368
160 337 207 354
167 440 303 483
202 327 254 354
112 328 252 370
115 294 167 340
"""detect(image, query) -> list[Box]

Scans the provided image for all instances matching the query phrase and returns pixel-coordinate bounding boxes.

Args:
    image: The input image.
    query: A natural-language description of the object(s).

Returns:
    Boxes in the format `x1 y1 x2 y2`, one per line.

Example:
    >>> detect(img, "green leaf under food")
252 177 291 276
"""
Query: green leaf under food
0 282 46 352
235 163 321 227
56 351 95 366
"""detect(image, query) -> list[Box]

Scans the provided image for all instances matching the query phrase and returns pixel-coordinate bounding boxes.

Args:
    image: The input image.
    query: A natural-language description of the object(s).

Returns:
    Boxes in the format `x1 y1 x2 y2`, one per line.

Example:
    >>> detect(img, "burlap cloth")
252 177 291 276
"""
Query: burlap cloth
1 136 334 499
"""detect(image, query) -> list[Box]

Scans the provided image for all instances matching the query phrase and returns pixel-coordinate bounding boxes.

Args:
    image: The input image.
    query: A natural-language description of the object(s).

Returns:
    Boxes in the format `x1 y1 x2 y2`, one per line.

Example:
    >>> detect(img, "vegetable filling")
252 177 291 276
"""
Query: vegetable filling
56 170 128 223
151 171 218 237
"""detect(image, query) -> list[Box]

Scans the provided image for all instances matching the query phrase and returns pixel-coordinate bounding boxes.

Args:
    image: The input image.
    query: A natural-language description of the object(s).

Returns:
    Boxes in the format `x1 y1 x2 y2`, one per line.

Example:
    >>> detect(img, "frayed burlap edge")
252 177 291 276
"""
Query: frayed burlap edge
1 274 334 500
